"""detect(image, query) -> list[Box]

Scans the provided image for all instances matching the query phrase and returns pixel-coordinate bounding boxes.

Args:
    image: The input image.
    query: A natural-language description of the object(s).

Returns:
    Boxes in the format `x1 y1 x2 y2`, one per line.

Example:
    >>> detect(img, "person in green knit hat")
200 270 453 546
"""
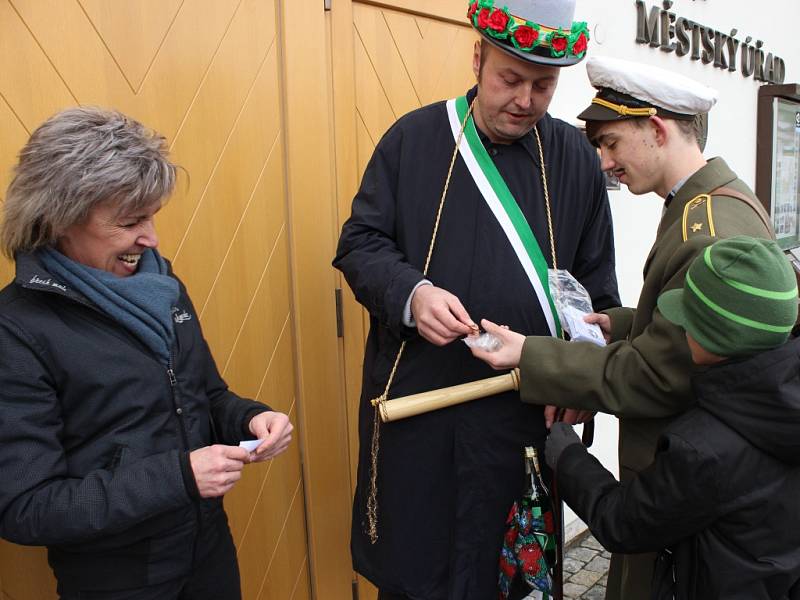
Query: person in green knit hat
544 236 800 599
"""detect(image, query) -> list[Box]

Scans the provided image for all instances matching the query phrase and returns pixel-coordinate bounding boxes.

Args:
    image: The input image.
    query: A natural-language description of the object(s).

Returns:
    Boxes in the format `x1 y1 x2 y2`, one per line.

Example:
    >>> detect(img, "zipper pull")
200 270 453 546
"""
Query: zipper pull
167 368 177 386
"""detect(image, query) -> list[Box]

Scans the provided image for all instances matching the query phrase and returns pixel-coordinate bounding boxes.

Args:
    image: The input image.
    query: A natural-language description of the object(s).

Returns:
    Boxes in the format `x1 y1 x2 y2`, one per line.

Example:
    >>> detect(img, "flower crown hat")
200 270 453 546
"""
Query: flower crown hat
468 0 590 67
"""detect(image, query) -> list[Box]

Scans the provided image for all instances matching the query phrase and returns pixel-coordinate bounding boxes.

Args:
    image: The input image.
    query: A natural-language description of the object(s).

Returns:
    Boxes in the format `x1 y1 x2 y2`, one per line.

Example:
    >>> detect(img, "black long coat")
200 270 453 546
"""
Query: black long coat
334 86 619 599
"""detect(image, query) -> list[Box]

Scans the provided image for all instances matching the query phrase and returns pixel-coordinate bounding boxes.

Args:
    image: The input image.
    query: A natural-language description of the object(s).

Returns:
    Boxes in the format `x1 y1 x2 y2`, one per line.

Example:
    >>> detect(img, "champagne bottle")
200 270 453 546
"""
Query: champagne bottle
524 447 557 582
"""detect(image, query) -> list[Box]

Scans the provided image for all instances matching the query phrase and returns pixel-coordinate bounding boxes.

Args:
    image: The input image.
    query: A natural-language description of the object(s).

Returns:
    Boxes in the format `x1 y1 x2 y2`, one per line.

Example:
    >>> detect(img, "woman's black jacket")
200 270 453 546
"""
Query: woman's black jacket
556 337 800 599
0 253 269 592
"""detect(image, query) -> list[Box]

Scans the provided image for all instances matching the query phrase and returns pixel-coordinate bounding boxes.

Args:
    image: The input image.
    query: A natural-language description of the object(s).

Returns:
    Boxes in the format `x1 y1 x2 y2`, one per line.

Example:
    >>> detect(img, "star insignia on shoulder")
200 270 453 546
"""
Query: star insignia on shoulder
691 222 703 232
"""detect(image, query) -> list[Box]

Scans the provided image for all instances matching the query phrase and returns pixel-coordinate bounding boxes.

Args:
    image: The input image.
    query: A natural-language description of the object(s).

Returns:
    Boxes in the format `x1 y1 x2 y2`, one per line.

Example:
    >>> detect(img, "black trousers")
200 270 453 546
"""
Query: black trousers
59 510 241 600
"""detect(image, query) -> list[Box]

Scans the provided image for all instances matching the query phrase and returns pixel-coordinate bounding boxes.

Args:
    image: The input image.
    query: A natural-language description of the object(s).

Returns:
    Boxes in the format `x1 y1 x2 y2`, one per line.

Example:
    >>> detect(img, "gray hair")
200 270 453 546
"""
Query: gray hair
1 106 177 257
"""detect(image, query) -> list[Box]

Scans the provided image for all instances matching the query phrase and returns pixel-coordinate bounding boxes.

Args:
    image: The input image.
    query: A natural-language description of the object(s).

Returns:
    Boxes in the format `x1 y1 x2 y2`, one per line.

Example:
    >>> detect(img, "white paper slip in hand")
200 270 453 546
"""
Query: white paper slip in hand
562 306 606 347
239 439 264 452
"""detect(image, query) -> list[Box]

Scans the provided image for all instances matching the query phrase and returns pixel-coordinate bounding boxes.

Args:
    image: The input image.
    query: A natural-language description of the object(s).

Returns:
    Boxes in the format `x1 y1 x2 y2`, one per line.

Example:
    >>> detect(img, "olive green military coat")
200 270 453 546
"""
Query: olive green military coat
518 157 774 600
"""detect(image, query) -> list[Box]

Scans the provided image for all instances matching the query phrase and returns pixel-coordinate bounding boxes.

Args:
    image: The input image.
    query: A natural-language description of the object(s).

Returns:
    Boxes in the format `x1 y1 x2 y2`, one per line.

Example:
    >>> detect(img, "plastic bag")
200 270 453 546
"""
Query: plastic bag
462 331 503 352
548 269 606 347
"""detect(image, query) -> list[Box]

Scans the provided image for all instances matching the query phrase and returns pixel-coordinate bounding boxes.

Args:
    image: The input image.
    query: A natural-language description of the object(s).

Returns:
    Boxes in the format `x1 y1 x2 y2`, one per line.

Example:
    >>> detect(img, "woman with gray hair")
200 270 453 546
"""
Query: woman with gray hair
0 107 293 599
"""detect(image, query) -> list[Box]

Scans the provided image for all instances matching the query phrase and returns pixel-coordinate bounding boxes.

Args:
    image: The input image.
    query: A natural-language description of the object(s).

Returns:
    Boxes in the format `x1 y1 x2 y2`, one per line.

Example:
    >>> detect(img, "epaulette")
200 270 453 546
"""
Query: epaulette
682 193 716 242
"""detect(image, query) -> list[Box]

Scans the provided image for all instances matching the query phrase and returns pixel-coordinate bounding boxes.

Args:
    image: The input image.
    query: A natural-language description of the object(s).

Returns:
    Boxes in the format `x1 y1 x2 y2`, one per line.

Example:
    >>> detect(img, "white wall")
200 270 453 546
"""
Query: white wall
548 0 800 539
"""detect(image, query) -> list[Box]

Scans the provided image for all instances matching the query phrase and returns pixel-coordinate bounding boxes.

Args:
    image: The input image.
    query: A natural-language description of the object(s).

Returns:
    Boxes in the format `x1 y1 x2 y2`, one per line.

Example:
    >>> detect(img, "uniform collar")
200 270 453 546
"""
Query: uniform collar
664 176 690 208
658 157 738 234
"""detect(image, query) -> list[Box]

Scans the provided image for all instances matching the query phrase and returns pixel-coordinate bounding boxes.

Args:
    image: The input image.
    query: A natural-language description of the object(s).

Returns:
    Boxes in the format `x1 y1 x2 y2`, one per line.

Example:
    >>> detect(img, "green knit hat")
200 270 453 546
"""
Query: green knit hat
657 236 798 357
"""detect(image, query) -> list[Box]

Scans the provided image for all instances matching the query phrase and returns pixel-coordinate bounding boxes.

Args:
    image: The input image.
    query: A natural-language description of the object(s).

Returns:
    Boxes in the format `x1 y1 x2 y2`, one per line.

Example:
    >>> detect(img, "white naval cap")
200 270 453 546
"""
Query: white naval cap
578 55 718 122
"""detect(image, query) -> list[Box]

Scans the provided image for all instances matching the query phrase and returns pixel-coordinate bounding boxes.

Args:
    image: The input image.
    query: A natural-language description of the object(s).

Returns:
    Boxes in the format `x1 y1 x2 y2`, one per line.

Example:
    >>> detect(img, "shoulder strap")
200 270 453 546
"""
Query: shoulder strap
711 186 775 239
446 97 561 337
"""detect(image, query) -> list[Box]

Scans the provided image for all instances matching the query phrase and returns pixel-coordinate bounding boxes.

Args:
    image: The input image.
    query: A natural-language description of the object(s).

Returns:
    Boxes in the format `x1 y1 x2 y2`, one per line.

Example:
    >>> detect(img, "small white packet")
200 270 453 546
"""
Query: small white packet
239 439 264 452
462 332 503 352
560 305 605 347
548 269 606 347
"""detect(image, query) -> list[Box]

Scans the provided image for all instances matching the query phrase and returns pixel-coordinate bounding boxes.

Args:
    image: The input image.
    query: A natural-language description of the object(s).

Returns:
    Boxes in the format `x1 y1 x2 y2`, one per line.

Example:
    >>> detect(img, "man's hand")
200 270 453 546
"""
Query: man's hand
189 445 249 498
247 411 293 462
545 423 582 470
544 406 596 429
468 319 525 369
411 284 477 346
583 312 611 344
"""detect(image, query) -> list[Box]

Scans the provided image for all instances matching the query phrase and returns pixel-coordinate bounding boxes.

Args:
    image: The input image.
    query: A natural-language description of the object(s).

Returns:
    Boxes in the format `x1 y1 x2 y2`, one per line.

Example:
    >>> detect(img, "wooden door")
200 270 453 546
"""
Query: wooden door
0 1 355 598
329 1 478 597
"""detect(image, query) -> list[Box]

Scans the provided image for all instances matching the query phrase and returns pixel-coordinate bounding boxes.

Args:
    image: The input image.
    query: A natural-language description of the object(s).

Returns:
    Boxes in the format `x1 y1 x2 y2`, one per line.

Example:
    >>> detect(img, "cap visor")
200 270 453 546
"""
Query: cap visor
656 289 689 329
576 103 626 122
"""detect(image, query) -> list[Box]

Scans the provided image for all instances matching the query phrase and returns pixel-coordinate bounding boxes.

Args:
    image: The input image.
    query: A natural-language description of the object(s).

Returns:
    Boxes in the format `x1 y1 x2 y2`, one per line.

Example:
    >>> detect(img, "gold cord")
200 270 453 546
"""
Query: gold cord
534 125 557 272
591 97 657 117
365 97 477 544
533 125 565 340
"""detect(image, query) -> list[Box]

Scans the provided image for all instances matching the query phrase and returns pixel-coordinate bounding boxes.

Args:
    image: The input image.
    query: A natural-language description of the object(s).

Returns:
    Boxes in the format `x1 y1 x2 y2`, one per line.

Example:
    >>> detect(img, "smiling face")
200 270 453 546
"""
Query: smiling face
590 119 667 195
472 42 560 144
56 200 161 277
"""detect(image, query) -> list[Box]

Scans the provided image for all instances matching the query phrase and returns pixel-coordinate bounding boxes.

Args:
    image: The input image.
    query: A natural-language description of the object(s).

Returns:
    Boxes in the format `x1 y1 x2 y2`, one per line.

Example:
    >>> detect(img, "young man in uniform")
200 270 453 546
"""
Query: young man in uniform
471 55 775 599
333 2 619 598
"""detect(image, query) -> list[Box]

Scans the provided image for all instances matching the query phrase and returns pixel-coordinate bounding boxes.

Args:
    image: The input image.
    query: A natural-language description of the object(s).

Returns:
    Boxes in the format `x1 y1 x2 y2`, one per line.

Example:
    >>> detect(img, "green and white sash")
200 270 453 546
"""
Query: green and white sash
446 96 561 337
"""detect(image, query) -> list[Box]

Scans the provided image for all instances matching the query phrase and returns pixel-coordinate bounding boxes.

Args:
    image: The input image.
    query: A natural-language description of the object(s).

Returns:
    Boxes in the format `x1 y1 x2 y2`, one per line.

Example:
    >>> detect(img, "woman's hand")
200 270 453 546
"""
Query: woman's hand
190 445 250 498
468 319 525 369
247 411 293 462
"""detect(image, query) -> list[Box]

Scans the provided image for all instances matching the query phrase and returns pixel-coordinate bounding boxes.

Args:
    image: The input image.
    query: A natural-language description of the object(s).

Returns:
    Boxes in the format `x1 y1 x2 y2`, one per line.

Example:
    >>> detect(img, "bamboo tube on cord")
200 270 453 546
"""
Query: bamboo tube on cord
373 368 521 422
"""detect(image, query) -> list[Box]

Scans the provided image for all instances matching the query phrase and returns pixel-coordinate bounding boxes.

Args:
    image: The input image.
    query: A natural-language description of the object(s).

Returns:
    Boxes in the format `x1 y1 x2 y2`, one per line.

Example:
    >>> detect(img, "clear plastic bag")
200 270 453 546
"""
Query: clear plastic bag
548 269 606 347
462 331 503 352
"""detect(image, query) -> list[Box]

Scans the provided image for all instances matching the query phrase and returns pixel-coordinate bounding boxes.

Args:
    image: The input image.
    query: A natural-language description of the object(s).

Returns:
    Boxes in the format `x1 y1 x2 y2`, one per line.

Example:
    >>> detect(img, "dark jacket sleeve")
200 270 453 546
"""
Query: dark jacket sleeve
201 333 270 443
175 276 271 443
604 306 636 343
569 150 620 313
0 316 191 546
332 124 425 336
556 433 720 554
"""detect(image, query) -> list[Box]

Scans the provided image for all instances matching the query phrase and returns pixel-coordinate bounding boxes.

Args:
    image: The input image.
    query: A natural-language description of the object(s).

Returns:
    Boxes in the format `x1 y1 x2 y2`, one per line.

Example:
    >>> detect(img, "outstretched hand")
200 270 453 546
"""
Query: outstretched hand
468 319 525 369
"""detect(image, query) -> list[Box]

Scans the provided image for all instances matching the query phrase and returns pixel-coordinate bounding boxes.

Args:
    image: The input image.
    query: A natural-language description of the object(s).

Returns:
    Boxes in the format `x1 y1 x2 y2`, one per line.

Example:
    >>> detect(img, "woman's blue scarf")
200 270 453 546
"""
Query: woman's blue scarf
38 247 180 366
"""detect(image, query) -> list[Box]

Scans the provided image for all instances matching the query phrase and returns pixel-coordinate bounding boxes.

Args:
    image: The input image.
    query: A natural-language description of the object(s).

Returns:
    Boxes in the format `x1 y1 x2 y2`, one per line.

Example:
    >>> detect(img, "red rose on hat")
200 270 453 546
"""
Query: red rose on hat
572 32 588 55
487 8 509 32
513 25 539 49
477 7 491 29
467 1 478 21
550 34 568 54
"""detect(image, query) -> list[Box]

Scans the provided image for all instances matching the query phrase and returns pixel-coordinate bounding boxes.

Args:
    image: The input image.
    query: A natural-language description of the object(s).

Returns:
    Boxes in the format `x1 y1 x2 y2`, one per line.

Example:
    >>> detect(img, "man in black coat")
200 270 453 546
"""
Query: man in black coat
333 1 618 598
545 236 800 600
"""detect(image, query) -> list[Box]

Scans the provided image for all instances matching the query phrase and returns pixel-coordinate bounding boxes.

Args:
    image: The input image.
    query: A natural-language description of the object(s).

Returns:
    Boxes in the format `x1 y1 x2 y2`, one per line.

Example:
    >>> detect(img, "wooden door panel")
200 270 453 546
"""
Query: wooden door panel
0 1 309 598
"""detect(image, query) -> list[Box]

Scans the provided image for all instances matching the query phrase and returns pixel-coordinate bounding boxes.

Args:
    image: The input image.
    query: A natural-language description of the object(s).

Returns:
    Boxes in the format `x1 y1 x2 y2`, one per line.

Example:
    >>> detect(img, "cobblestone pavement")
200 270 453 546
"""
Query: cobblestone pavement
562 533 610 600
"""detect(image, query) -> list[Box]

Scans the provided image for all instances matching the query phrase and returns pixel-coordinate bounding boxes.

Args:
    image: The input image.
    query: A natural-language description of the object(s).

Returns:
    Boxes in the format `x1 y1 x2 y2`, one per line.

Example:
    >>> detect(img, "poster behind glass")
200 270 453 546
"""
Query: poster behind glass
771 98 800 249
